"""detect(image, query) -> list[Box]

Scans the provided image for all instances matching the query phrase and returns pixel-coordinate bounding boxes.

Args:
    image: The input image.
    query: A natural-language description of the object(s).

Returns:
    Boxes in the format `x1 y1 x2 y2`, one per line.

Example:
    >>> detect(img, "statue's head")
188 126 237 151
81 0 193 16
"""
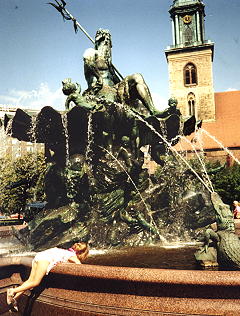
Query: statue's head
121 136 130 148
95 29 112 50
168 97 178 107
211 192 235 232
62 78 80 95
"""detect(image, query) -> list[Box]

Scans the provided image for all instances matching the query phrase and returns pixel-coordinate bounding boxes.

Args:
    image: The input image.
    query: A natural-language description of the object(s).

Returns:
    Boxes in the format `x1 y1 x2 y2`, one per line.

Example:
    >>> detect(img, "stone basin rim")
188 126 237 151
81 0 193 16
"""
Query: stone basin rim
1 256 240 287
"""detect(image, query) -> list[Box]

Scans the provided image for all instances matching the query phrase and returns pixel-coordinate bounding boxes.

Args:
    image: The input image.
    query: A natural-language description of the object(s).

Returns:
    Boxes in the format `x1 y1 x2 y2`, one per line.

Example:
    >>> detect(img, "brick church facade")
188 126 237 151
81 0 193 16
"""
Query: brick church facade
165 0 240 166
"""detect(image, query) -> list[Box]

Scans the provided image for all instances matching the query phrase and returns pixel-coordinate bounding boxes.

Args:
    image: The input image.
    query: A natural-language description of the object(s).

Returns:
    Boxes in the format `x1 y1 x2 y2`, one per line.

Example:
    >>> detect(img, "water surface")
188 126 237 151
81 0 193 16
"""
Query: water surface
87 244 202 270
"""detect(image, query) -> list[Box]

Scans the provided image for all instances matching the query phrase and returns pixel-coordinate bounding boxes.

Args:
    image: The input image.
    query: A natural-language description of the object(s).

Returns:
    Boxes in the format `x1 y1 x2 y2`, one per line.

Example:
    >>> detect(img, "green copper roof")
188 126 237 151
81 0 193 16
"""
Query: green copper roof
172 0 203 7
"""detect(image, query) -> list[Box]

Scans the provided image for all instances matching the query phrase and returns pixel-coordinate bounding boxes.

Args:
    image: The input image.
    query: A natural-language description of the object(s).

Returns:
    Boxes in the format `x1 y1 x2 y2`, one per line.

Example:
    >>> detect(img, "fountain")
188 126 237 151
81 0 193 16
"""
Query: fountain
1 3 240 315
1 41 207 251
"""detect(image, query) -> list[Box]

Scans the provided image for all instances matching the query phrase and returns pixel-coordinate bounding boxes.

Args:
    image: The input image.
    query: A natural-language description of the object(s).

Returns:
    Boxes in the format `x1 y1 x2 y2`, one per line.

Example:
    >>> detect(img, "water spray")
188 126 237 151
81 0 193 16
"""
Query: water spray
98 145 166 242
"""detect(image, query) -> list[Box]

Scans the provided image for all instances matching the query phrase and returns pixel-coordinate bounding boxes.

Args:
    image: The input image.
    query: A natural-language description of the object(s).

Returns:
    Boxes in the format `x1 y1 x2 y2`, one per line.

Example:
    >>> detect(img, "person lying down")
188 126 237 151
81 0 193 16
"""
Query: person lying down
7 242 89 312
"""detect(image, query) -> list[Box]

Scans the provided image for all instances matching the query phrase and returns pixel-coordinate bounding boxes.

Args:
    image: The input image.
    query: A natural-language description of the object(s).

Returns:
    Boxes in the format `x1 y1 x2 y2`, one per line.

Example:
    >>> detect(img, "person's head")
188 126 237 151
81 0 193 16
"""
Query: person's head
233 201 239 207
71 242 89 262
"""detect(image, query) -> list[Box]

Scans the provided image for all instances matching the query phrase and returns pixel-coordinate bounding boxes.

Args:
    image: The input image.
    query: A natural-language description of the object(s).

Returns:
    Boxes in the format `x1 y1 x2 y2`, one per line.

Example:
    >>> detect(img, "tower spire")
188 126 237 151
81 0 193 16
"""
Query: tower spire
169 0 207 48
165 0 215 121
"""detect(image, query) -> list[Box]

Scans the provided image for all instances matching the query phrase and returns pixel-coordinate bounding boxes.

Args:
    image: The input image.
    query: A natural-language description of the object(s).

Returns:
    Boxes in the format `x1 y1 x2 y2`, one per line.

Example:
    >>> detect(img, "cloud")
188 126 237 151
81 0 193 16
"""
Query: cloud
225 87 238 92
0 83 65 110
151 92 168 111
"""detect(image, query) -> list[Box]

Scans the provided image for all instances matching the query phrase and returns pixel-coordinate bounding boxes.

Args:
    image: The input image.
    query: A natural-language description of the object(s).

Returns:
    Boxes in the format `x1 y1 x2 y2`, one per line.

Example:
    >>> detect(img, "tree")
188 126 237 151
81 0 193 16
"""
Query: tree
211 163 240 205
0 153 46 216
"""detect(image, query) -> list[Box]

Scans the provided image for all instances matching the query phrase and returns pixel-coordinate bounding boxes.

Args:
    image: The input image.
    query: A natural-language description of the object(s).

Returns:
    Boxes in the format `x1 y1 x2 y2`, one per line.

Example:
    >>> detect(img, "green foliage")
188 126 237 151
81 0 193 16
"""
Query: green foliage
0 153 46 215
211 163 240 205
186 157 240 205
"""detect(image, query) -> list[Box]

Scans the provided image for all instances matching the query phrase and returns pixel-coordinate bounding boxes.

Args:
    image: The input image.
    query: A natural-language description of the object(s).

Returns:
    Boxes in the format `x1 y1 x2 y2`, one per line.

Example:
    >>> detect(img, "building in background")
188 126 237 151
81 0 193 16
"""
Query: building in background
165 0 240 165
0 105 44 159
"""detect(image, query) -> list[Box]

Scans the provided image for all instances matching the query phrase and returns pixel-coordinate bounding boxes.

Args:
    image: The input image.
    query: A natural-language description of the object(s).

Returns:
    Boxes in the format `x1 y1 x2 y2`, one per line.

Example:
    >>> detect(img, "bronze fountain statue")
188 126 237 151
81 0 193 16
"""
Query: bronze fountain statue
83 29 158 116
3 26 203 250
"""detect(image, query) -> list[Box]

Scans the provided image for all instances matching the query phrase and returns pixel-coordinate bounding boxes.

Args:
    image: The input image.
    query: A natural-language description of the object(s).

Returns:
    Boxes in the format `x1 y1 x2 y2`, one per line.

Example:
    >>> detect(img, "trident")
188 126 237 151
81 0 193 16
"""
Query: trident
48 0 124 80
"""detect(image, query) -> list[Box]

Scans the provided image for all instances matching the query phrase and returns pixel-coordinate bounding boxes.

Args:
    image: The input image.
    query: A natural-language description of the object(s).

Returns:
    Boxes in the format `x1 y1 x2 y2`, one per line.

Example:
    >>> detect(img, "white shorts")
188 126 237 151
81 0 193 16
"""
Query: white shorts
32 252 53 275
31 248 74 275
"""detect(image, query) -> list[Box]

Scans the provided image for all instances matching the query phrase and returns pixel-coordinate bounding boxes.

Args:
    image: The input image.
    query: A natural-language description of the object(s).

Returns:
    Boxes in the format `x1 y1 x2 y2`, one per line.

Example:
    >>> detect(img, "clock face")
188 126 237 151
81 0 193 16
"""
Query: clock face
183 15 192 24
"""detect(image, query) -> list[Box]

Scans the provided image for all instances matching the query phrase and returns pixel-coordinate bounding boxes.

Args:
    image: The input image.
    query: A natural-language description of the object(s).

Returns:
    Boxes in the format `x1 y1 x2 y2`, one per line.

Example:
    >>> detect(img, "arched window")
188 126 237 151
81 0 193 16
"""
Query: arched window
184 63 197 86
187 92 196 116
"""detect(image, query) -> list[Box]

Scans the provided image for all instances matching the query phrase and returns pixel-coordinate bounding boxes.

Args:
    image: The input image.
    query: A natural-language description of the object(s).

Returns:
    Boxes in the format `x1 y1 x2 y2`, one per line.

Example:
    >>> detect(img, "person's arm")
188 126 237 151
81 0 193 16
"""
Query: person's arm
68 255 81 264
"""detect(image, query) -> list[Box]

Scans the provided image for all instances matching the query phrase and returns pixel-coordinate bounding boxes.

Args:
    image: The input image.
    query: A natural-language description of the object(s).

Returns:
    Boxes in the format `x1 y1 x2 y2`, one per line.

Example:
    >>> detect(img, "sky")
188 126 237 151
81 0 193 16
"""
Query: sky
0 0 240 111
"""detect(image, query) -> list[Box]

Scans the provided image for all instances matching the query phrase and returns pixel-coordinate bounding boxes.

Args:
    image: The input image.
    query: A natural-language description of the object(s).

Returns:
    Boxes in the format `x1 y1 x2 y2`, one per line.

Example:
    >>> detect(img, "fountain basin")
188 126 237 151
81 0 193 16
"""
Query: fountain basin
1 256 240 315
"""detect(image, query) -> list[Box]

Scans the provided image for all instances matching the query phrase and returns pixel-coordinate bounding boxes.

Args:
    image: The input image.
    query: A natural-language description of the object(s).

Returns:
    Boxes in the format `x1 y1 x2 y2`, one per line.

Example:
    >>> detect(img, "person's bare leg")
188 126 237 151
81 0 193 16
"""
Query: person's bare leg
12 260 38 300
12 260 49 301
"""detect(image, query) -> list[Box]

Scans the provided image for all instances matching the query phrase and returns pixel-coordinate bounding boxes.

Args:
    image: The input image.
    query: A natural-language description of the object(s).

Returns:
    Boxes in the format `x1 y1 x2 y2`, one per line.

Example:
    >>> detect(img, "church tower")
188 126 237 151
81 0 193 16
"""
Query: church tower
165 0 215 121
